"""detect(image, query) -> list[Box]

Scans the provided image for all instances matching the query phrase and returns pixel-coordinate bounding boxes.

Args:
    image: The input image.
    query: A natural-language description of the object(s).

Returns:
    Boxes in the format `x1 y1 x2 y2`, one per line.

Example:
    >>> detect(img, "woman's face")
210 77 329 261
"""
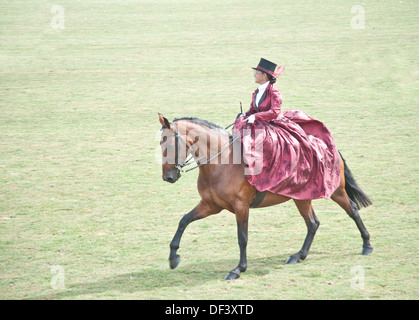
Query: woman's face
254 70 268 84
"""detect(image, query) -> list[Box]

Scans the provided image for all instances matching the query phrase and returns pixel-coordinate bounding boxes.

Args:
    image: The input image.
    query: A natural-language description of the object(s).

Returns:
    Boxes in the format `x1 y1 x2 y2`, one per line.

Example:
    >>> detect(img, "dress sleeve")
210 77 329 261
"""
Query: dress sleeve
245 104 257 117
254 89 282 122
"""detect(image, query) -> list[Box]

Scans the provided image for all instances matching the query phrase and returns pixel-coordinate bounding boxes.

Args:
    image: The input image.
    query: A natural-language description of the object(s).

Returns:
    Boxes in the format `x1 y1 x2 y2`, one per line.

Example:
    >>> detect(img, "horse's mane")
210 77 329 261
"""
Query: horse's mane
173 117 231 136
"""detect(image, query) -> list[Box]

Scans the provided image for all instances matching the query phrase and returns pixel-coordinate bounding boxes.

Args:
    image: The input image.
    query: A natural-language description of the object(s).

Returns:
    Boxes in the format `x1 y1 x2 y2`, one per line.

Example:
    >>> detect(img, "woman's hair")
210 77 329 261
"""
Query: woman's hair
267 74 277 84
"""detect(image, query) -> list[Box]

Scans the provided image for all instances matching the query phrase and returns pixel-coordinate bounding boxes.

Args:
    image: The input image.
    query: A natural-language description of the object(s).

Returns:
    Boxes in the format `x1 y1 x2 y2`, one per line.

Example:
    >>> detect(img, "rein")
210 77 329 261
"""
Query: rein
170 120 242 173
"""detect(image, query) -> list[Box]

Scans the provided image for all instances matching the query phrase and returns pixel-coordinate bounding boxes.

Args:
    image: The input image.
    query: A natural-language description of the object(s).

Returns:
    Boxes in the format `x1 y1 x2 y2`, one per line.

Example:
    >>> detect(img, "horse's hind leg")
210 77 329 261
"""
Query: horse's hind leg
331 187 373 255
286 200 320 264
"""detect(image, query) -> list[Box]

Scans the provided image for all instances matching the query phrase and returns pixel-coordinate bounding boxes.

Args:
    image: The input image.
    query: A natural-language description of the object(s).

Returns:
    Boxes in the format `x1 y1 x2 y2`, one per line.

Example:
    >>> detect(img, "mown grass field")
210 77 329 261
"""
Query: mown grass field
1 0 418 299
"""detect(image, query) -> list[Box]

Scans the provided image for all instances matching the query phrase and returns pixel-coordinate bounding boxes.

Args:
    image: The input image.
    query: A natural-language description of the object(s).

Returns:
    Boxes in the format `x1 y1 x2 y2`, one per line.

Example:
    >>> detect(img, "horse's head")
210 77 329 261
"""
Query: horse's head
158 113 187 183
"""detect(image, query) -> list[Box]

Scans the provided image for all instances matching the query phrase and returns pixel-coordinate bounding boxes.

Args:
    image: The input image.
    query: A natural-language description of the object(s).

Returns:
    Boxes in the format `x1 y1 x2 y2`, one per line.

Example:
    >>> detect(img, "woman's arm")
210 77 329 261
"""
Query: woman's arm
245 91 258 117
245 104 257 117
254 89 282 122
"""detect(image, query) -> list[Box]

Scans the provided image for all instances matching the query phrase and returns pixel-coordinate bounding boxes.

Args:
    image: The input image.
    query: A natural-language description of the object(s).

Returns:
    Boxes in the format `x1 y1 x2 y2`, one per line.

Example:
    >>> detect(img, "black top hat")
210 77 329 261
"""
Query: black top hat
252 58 284 78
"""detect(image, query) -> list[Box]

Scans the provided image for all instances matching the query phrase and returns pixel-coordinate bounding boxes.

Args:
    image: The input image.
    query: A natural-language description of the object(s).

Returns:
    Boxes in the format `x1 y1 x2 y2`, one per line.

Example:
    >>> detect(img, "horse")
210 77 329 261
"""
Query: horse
158 113 373 280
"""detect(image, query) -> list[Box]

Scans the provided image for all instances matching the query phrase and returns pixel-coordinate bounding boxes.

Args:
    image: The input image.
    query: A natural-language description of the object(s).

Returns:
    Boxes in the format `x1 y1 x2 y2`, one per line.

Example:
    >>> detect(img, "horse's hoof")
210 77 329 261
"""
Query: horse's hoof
169 254 181 269
362 246 373 255
285 255 301 264
224 271 240 281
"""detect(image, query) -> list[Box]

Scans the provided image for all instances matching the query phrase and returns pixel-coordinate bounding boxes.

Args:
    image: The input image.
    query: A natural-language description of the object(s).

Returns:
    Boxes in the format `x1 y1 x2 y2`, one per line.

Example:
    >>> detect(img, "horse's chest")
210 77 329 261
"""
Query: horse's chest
198 179 229 208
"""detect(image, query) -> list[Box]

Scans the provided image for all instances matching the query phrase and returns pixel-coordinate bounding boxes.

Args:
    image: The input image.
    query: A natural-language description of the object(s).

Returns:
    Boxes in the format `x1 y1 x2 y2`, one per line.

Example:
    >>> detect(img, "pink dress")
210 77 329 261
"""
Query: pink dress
233 83 340 200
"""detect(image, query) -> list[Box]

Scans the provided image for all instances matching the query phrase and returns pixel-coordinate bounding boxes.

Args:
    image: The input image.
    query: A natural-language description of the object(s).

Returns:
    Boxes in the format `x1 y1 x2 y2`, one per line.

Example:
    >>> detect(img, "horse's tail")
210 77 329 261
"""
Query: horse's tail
339 151 372 210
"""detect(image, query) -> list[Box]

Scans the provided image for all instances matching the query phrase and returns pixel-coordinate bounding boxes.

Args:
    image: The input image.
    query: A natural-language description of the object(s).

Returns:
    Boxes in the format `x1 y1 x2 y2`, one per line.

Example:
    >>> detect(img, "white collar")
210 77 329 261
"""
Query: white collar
258 81 270 92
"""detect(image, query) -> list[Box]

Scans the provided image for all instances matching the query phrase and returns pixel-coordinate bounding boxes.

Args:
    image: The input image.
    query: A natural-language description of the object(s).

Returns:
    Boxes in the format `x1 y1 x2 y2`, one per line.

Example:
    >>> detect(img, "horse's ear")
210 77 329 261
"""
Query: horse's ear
158 113 171 129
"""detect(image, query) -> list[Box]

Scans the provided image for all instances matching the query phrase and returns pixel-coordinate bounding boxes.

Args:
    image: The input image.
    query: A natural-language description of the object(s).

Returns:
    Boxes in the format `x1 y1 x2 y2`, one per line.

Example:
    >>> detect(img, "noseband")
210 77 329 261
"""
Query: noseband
170 121 193 171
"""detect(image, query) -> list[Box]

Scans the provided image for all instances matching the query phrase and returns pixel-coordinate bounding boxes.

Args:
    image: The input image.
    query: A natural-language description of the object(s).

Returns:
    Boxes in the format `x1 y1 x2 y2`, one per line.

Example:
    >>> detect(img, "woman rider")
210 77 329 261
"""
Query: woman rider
234 58 341 200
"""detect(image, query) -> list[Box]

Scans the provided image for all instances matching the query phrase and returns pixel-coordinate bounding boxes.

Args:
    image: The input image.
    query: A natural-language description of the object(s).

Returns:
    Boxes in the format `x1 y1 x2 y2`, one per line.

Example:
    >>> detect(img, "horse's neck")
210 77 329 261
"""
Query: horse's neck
183 121 231 163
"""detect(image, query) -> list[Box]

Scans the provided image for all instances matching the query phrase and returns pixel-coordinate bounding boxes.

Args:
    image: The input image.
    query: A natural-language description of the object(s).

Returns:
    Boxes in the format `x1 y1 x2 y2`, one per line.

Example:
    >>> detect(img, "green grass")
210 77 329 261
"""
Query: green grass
1 0 418 299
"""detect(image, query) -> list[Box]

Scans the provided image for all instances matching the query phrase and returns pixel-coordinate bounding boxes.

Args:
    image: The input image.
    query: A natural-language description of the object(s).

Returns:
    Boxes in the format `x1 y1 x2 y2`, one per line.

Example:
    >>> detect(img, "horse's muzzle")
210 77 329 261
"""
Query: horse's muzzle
163 170 181 184
165 176 176 183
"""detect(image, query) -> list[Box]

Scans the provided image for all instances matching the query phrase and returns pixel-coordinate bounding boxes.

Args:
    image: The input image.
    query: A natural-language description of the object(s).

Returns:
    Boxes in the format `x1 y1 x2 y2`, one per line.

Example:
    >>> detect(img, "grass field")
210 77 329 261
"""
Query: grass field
1 0 418 299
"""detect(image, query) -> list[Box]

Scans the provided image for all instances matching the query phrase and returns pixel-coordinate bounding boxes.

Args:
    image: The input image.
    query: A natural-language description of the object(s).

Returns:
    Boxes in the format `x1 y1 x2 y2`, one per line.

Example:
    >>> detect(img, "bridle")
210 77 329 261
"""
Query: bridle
170 121 193 172
166 121 243 173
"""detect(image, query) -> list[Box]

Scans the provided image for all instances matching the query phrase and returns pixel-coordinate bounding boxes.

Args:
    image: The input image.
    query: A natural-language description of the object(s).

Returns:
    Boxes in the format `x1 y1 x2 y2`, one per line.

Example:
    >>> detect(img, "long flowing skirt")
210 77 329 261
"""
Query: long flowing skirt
233 110 340 200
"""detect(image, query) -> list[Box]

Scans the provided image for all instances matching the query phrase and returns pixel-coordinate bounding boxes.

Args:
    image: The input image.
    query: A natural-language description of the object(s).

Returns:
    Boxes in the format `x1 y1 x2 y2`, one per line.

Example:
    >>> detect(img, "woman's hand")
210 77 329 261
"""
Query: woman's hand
236 113 246 119
247 114 255 124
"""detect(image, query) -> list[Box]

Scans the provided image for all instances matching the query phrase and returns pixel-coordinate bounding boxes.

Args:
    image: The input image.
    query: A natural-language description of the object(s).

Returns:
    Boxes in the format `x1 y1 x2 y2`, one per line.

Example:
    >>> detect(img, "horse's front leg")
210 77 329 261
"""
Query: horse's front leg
225 206 249 280
169 200 221 269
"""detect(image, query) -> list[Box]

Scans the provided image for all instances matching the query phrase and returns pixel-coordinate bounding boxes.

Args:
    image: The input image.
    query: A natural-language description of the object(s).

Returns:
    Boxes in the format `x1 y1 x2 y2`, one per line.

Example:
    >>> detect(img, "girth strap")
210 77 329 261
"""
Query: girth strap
250 190 267 208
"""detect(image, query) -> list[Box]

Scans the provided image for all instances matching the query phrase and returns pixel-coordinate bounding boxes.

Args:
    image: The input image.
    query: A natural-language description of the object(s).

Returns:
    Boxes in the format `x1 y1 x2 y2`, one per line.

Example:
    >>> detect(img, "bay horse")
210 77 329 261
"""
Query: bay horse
158 113 373 280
